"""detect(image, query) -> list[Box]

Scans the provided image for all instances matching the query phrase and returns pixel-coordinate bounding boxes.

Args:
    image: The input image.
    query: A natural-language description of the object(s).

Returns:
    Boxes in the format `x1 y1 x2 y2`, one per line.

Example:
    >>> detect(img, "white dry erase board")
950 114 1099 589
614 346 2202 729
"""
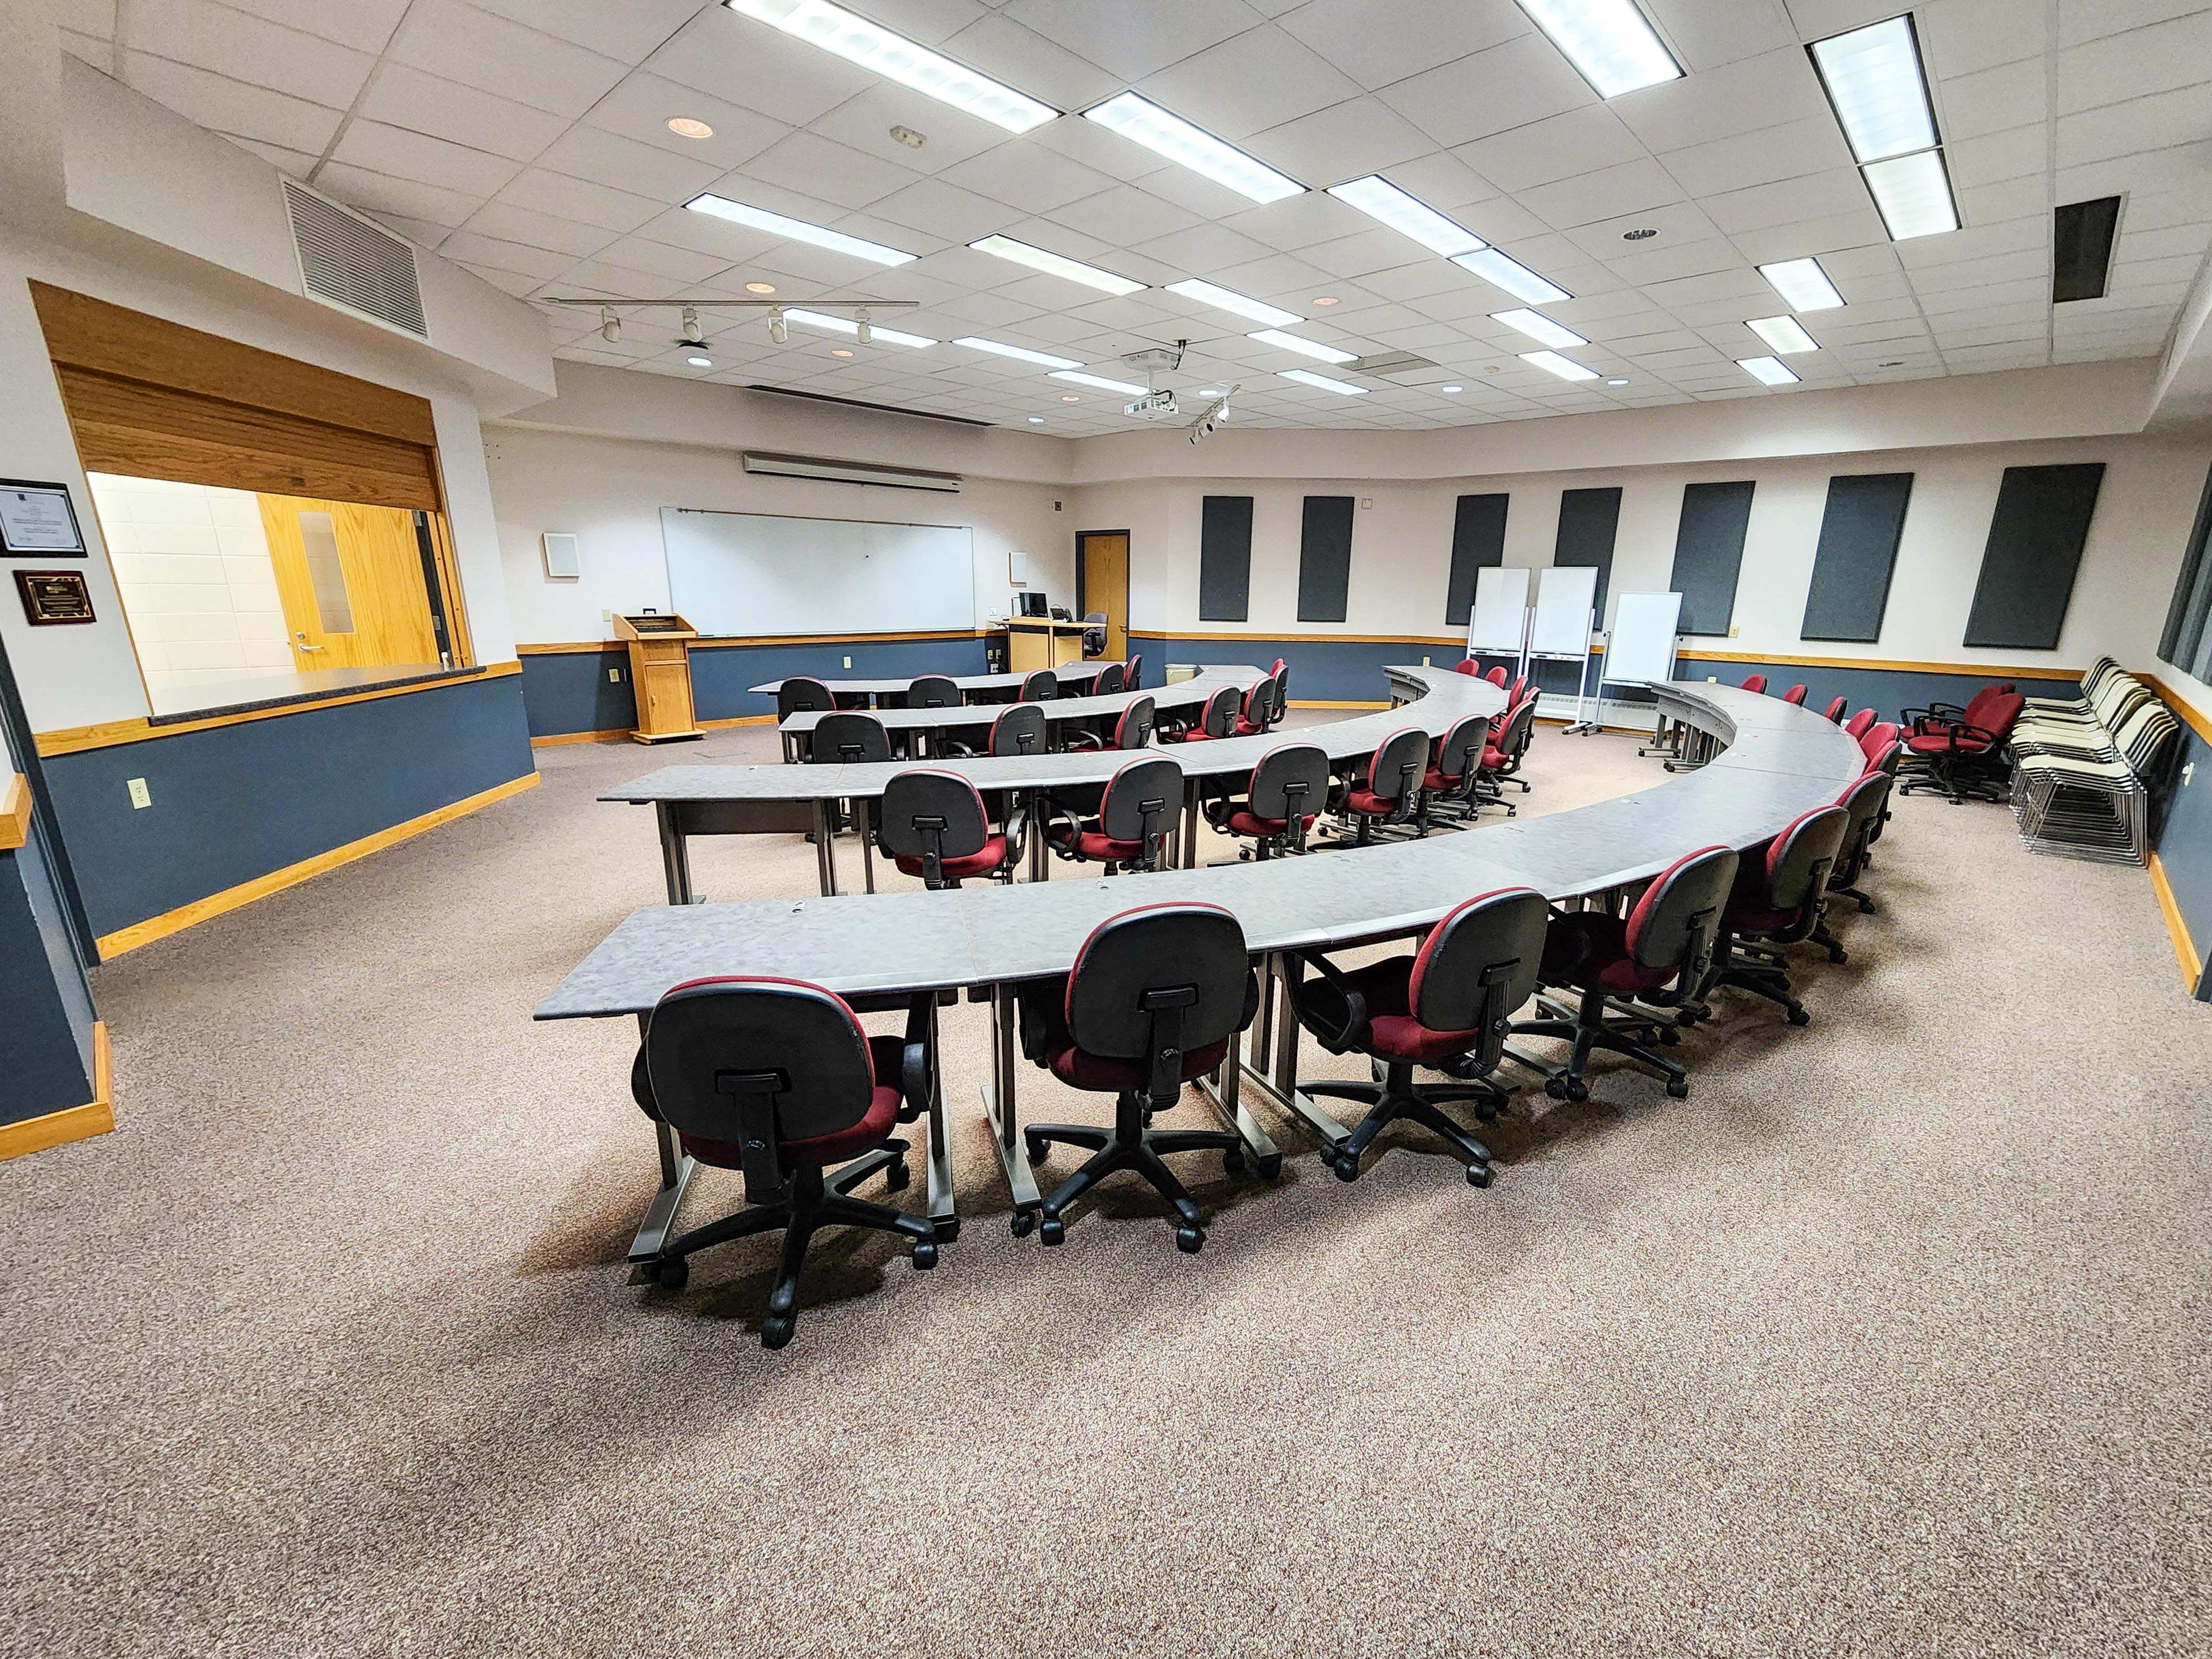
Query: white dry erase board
1467 565 1530 654
1530 563 1598 656
1604 591 1684 685
661 508 976 636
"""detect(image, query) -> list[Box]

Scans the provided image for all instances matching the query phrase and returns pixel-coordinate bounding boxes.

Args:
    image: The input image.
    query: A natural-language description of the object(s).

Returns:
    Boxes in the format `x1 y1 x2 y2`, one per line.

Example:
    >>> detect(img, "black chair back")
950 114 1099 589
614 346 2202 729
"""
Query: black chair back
1408 888 1549 1070
777 677 835 718
908 674 961 709
1092 662 1125 696
990 703 1046 756
1020 669 1056 701
643 978 873 1201
1081 611 1107 655
1823 695 1848 723
1831 771 1890 883
1097 755 1181 856
811 711 891 764
1625 846 1739 982
878 769 990 888
1064 903 1253 1105
1115 694 1156 749
1197 684 1241 738
1241 673 1277 730
1365 726 1429 802
1249 742 1330 823
1271 659 1289 724
1493 697 1537 763
1763 805 1850 911
1124 654 1142 690
1434 713 1488 782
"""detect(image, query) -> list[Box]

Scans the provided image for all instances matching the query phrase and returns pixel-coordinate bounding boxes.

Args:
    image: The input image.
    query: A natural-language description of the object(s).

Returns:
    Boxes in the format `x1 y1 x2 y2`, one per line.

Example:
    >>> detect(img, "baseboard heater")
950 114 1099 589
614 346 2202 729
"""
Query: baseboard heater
740 451 962 492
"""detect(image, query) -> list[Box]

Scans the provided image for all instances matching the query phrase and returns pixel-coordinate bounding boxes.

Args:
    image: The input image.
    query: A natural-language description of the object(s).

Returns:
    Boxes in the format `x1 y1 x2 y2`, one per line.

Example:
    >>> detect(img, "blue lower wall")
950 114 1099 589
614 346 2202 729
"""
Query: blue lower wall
1670 653 2079 724
44 670 535 945
0 830 98 1127
1132 635 1448 705
519 635 996 738
2154 718 2212 1001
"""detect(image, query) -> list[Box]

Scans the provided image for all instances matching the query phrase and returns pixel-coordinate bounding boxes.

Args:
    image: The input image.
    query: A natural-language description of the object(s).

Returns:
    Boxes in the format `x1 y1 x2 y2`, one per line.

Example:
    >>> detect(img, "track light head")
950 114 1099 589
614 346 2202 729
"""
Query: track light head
767 305 788 345
599 306 619 343
678 305 704 347
855 307 871 346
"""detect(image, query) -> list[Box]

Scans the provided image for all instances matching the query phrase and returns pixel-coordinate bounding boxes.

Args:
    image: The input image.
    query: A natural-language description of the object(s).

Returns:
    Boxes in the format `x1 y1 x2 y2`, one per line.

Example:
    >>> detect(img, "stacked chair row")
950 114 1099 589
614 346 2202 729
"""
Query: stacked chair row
2008 657 2180 864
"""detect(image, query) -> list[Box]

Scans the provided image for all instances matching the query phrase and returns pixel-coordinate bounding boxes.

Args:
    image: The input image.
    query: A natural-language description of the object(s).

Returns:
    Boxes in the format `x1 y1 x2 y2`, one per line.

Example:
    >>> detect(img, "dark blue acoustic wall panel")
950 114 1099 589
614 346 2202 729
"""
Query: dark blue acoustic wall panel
1668 481 1756 636
1445 493 1509 626
1801 473 1914 643
1199 495 1254 623
1964 463 2105 649
1554 487 1622 615
2157 461 2212 677
1297 496 1355 623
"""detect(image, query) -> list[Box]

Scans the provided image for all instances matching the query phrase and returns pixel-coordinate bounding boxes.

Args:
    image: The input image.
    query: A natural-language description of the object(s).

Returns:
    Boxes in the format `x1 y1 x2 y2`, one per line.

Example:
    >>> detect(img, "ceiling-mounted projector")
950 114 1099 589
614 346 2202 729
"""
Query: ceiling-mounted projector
1124 389 1179 417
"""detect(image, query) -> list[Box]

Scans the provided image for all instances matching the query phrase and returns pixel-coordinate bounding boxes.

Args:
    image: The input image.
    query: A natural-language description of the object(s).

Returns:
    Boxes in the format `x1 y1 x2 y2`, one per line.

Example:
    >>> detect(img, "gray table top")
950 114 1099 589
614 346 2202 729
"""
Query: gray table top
605 666 1504 804
544 680 1863 1020
746 659 1106 697
776 665 1264 736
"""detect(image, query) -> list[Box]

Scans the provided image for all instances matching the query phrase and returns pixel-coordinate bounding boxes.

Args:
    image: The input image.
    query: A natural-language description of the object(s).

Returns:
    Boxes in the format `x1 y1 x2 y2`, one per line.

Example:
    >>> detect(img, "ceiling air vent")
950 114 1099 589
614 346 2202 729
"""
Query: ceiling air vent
1346 350 1438 377
2052 195 2122 304
742 451 962 492
282 180 427 339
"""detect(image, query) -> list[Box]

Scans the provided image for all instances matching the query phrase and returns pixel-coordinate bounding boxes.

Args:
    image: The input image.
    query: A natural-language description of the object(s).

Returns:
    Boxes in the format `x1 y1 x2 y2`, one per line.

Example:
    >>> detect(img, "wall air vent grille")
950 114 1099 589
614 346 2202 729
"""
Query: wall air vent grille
282 180 427 339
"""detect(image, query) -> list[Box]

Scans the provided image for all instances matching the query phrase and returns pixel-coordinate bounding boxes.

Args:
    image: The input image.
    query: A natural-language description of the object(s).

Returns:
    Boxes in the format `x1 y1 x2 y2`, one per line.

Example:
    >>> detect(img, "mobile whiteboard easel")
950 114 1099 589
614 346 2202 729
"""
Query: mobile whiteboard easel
1467 565 1531 674
1531 564 1599 731
1596 591 1684 733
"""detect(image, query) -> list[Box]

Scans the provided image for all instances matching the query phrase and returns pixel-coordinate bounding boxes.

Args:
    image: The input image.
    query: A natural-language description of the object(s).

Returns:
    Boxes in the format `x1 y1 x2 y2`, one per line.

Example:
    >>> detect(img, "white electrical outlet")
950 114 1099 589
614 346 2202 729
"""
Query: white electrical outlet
608 667 621 682
127 777 150 809
1421 655 1431 667
843 655 852 667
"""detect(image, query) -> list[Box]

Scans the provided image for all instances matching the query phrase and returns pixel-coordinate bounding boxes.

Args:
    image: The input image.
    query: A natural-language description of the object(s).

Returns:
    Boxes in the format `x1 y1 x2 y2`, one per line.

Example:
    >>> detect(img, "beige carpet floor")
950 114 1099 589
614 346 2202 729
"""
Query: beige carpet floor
2 716 2206 1658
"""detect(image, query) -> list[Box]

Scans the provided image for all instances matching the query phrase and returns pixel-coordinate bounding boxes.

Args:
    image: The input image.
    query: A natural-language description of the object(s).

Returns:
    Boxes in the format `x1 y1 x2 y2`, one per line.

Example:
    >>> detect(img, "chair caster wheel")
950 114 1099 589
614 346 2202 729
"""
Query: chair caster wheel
1828 948 1848 965
1331 1151 1360 1182
1787 1008 1810 1026
1257 1152 1282 1180
910 1242 938 1270
1545 1076 1567 1101
1665 1077 1690 1099
1222 1147 1245 1176
933 1217 960 1243
1038 1216 1065 1246
760 1314 794 1350
882 1160 911 1191
1466 1163 1492 1188
1658 1026 1680 1045
1024 1136 1049 1164
650 1255 689 1290
1565 1077 1589 1103
1009 1209 1037 1238
1175 1225 1204 1254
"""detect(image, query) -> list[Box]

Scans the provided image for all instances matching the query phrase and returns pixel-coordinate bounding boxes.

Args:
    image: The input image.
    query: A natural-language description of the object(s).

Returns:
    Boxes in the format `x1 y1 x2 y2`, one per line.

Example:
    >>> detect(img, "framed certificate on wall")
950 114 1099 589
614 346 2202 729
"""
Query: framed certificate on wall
0 480 86 555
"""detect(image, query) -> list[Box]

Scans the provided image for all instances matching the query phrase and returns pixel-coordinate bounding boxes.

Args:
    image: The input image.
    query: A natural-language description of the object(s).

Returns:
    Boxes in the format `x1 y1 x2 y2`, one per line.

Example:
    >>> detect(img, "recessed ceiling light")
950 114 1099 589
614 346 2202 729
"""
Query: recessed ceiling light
744 281 776 294
686 193 915 266
1738 355 1800 386
1249 329 1357 365
1863 149 1959 240
1441 384 1463 393
785 307 935 347
1757 257 1844 312
1083 92 1303 204
1051 369 1148 396
1061 394 1080 402
970 235 1143 296
1747 314 1819 354
1198 388 1221 396
1312 295 1340 306
1520 350 1599 382
1028 416 1044 423
1622 227 1658 240
1879 358 1906 369
1452 248 1570 305
666 117 714 139
686 354 713 367
1514 0 1682 98
889 124 925 149
1278 368 1366 396
1606 377 1629 385
722 0 1056 133
831 347 855 357
1809 15 1937 164
954 336 1082 370
1328 176 1484 256
1491 309 1586 349
1166 278 1299 328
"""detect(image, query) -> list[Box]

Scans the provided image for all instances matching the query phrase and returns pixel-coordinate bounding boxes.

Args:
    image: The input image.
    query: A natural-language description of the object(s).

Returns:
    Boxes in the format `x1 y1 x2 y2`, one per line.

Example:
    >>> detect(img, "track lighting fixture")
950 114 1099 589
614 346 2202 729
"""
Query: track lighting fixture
599 306 619 343
855 307 871 346
678 306 704 347
768 306 788 345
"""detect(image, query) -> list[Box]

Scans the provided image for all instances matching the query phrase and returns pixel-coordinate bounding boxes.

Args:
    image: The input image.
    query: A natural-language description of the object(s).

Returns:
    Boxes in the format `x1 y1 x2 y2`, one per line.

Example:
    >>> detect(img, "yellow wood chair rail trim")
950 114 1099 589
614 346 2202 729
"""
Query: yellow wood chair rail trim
0 1024 113 1163
2142 676 2212 747
2148 853 2203 996
0 773 31 851
1674 647 2084 680
515 629 993 657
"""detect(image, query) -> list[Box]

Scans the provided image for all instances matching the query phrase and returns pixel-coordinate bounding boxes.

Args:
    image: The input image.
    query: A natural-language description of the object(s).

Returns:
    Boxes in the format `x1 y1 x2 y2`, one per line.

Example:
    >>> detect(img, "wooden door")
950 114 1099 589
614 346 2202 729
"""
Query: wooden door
259 495 440 671
1080 531 1129 661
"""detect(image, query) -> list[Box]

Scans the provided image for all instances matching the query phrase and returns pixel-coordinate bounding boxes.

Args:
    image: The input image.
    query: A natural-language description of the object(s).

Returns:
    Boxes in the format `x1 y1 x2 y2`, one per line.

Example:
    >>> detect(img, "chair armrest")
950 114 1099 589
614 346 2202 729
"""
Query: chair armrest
897 1039 930 1124
1287 949 1369 1053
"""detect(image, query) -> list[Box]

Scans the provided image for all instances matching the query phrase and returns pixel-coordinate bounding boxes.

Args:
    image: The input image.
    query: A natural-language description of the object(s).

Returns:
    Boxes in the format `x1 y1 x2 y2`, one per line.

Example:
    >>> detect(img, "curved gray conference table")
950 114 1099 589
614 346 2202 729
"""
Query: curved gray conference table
546 678 1866 1259
619 664 1489 900
748 657 1107 704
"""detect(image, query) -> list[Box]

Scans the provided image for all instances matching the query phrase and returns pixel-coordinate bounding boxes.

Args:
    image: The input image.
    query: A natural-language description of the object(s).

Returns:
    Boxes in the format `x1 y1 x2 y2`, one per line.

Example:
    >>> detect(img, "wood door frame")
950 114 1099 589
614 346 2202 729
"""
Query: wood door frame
1075 528 1131 660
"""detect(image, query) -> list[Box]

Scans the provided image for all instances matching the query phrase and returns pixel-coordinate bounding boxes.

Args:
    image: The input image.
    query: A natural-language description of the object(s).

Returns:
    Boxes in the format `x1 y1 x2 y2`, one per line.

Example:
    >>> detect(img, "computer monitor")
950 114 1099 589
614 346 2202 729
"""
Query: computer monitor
1017 591 1049 618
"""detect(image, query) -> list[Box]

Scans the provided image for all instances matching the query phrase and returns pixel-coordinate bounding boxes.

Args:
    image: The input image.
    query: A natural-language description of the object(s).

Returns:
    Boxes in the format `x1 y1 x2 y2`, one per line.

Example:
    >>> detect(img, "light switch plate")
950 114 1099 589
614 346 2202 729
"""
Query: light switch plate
608 667 621 682
127 777 150 809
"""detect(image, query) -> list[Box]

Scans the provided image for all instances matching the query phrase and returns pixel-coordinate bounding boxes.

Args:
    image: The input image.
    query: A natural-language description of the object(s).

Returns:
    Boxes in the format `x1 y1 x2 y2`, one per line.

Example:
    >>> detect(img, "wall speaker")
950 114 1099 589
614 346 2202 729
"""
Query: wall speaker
542 532 580 580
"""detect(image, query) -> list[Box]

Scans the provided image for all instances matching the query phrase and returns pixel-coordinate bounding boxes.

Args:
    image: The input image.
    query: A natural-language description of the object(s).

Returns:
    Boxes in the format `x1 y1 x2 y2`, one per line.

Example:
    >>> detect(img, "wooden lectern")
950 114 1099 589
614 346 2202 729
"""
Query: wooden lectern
613 613 704 743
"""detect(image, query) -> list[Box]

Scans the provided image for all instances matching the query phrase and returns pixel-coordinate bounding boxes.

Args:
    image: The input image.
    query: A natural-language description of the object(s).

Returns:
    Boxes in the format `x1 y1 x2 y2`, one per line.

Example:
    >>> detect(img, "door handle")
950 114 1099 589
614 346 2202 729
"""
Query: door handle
295 633 323 652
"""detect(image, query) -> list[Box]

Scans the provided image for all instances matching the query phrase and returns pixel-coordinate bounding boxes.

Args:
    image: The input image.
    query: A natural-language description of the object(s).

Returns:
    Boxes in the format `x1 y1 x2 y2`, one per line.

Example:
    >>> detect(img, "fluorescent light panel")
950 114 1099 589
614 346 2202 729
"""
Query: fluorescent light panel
1738 355 1800 386
723 0 1056 133
1747 314 1818 354
970 235 1143 295
1166 278 1299 328
1757 256 1844 312
783 307 935 347
685 193 914 265
1515 0 1682 98
1520 350 1599 382
1452 248 1570 305
1492 309 1585 349
1808 15 1937 164
1328 176 1483 256
1278 369 1366 396
954 336 1081 370
1863 149 1959 240
1050 369 1148 396
1084 92 1304 204
1249 329 1356 365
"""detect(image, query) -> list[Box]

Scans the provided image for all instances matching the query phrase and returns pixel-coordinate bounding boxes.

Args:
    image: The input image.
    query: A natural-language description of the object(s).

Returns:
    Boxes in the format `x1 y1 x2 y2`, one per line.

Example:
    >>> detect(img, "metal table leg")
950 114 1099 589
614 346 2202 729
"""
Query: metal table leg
1028 791 1050 883
919 993 957 1241
981 983 1042 1231
1197 1005 1281 1174
812 798 839 896
626 1012 696 1261
654 801 696 905
1182 786 1201 868
858 799 876 894
1235 953 1353 1152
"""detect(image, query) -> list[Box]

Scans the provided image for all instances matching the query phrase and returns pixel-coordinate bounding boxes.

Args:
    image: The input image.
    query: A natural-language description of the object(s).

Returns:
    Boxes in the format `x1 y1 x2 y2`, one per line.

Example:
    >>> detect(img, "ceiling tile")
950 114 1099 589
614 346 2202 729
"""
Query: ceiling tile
937 14 1120 113
1274 0 1527 92
867 177 1025 244
1246 97 1435 184
1642 0 1800 70
1520 159 1687 231
1611 49 1830 155
210 0 409 56
127 0 374 109
1453 106 1645 193
354 64 571 163
388 0 629 117
1380 33 1595 148
534 125 725 202
642 6 874 128
1137 27 1365 141
317 163 484 230
582 73 793 173
742 131 923 211
939 141 1117 216
117 53 341 155
998 0 1267 81
461 199 619 258
330 121 524 198
1657 116 1858 198
492 168 666 235
461 0 701 64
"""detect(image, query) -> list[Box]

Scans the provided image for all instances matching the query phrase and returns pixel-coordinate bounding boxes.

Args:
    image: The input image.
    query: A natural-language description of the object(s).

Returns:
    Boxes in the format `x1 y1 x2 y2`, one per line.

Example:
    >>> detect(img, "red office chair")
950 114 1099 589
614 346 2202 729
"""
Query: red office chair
1822 695 1847 722
1510 845 1739 1101
875 769 1021 889
1159 683 1241 744
1898 686 2023 804
1419 712 1493 827
1326 726 1429 845
1290 887 1549 1186
1843 708 1875 738
1858 722 1900 772
1019 669 1057 702
1016 903 1262 1251
1453 658 1483 677
1507 674 1528 705
1696 804 1850 1025
1204 741 1330 859
1124 654 1142 690
1484 664 1508 689
1091 661 1125 696
1811 769 1894 962
1231 673 1277 737
631 978 938 1349
1042 754 1181 874
1478 696 1539 808
1270 662 1290 727
1064 693 1154 752
1781 684 1808 705
945 702 1046 759
1741 674 1768 694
